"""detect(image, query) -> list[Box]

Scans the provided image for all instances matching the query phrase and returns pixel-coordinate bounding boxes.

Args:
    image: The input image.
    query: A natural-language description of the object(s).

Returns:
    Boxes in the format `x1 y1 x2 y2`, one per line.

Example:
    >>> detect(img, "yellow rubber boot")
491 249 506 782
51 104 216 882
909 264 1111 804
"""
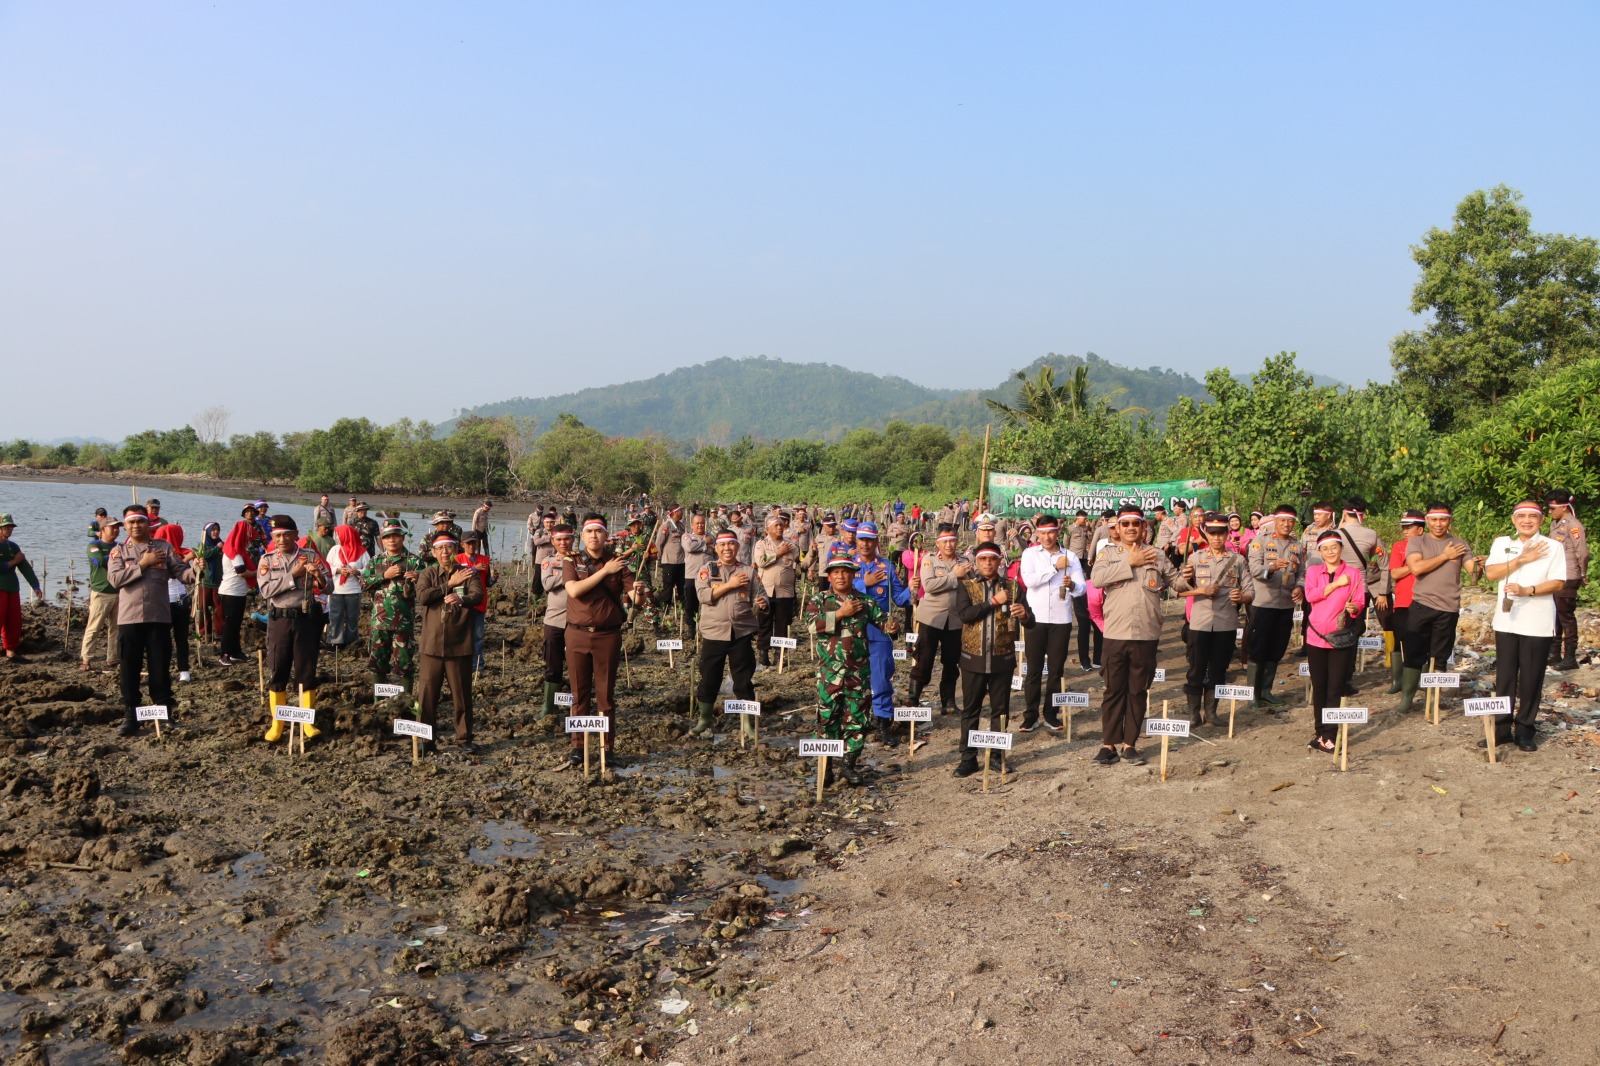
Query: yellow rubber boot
300 689 321 739
264 690 286 742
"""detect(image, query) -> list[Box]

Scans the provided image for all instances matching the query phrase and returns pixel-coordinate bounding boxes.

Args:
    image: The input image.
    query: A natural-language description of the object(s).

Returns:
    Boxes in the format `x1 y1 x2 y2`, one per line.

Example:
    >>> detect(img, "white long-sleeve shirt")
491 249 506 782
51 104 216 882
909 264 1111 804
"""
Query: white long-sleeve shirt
1020 544 1086 625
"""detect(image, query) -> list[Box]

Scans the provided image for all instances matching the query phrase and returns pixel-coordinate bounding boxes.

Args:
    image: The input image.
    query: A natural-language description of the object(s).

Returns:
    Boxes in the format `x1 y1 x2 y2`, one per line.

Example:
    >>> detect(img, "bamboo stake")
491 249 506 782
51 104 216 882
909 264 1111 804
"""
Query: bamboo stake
1337 695 1349 771
1159 699 1170 782
816 755 827 802
975 423 991 515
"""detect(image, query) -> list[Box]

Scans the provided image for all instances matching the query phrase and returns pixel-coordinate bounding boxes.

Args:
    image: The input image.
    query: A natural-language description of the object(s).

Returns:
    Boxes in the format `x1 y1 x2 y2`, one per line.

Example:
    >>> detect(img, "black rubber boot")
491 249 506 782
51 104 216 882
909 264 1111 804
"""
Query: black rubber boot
875 717 899 748
1185 689 1204 727
1206 694 1221 726
952 753 979 778
1258 661 1286 706
117 707 139 737
907 680 926 706
841 751 865 786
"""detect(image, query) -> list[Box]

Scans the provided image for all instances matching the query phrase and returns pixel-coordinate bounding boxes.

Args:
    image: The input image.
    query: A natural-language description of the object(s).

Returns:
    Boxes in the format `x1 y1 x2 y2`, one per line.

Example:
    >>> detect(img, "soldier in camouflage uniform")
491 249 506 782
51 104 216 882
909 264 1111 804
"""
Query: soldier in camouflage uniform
802 546 896 786
421 511 465 559
362 521 427 689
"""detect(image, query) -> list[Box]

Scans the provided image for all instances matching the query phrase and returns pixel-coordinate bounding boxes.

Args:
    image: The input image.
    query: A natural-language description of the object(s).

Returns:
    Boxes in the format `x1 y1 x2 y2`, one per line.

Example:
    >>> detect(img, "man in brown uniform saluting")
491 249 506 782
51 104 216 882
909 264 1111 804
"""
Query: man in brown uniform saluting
1397 502 1481 713
562 513 644 767
1091 504 1192 764
1547 489 1587 672
416 535 483 753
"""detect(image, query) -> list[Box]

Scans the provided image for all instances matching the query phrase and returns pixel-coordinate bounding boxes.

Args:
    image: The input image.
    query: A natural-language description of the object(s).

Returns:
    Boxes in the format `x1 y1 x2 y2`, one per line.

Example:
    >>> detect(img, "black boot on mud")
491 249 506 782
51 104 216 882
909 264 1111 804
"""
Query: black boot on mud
117 708 139 738
952 754 980 778
841 751 865 787
1257 661 1286 707
875 717 899 748
1185 689 1204 727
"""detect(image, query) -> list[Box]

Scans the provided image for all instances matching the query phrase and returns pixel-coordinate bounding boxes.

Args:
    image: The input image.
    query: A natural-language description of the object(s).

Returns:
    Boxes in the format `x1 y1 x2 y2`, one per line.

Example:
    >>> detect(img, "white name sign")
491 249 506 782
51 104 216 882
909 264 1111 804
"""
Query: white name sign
1421 672 1461 689
553 692 574 707
1010 675 1024 691
770 637 798 650
1152 668 1166 683
1463 696 1511 717
1215 684 1254 701
565 716 610 733
892 648 908 660
1144 718 1191 737
656 639 684 651
273 705 316 724
904 633 918 645
1052 691 1091 708
1357 636 1384 651
374 683 405 699
894 705 932 722
724 700 762 716
799 738 846 757
1321 706 1369 724
1235 627 1244 640
135 705 169 721
1298 662 1310 677
1292 610 1304 622
393 718 434 740
967 730 1013 751
1014 641 1026 656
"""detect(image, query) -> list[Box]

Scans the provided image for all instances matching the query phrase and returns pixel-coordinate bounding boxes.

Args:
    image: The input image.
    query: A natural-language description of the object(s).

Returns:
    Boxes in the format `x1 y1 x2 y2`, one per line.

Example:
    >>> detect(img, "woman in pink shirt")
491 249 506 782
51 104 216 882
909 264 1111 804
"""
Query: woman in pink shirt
1304 528 1366 752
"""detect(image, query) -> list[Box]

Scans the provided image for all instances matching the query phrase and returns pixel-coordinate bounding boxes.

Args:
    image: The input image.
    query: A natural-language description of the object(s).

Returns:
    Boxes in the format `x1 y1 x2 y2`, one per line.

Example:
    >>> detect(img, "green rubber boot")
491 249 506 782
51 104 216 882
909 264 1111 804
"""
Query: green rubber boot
688 700 717 736
537 681 558 722
1398 667 1422 714
1245 662 1266 709
1386 654 1404 695
1257 660 1286 707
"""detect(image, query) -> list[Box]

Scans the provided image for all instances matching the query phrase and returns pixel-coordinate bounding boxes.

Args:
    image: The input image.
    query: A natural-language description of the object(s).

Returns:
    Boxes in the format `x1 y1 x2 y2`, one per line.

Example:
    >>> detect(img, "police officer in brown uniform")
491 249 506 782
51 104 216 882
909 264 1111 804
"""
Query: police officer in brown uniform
689 530 768 737
680 512 710 638
653 506 687 615
1547 489 1588 671
538 523 575 722
908 524 970 714
1091 504 1192 764
258 514 331 743
1397 502 1482 713
754 512 797 666
561 513 643 766
1181 513 1251 726
416 535 484 752
1246 504 1303 709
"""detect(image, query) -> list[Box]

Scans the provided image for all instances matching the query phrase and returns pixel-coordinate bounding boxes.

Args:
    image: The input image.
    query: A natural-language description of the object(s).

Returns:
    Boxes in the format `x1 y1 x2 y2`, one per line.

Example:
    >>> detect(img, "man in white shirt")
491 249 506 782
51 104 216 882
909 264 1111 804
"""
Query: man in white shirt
1019 515 1085 732
1483 500 1567 752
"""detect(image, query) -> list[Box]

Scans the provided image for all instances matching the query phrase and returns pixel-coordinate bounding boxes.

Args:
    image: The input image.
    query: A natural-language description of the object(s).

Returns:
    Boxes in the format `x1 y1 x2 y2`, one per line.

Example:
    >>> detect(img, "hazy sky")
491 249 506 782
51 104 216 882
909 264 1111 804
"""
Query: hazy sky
4 2 1597 442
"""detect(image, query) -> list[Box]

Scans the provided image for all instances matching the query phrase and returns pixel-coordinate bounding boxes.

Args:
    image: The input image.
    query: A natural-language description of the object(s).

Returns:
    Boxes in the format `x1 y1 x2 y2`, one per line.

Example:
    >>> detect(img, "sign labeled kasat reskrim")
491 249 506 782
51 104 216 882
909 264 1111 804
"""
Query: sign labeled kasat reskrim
987 474 1220 517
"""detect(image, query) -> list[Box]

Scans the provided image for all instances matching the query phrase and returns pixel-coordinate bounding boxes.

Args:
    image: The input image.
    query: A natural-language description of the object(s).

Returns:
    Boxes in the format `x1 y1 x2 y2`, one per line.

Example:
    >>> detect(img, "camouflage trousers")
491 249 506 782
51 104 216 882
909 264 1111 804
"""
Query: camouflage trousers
369 626 416 682
816 673 871 755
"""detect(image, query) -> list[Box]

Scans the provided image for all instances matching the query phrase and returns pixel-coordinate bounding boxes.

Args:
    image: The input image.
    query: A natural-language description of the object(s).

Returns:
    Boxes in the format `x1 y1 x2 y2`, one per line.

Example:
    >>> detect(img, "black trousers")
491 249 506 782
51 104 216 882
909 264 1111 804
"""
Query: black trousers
1100 638 1156 747
959 662 1014 755
1554 582 1579 657
1023 621 1073 719
1184 628 1235 695
697 633 757 703
542 622 567 686
1494 630 1552 740
1249 605 1293 663
1073 593 1100 667
1306 644 1355 741
267 606 322 691
1384 604 1409 636
658 563 685 611
909 621 961 706
219 593 247 660
118 622 173 712
1402 603 1457 669
756 596 795 660
170 599 192 672
681 578 701 633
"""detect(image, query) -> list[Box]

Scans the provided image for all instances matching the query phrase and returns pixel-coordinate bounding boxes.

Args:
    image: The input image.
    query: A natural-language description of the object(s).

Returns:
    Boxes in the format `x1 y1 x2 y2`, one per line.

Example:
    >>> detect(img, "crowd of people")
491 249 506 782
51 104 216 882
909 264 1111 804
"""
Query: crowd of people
0 486 1588 778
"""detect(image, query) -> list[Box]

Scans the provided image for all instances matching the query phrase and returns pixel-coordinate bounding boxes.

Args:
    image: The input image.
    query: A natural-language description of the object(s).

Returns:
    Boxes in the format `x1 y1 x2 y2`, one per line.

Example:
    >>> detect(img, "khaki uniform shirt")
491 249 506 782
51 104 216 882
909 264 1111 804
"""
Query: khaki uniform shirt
915 552 968 629
107 539 191 625
1409 534 1473 613
1335 522 1391 599
654 518 685 565
1247 532 1302 610
1092 544 1191 641
531 526 555 566
681 530 709 575
1186 548 1250 632
540 552 570 628
695 561 767 640
1067 522 1091 557
754 535 798 597
1551 514 1589 586
257 547 332 611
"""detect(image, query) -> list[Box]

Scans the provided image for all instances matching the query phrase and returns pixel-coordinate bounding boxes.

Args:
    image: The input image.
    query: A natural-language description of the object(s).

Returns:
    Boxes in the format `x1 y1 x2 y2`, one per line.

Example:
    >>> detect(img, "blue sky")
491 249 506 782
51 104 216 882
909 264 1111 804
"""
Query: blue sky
3 1 1596 440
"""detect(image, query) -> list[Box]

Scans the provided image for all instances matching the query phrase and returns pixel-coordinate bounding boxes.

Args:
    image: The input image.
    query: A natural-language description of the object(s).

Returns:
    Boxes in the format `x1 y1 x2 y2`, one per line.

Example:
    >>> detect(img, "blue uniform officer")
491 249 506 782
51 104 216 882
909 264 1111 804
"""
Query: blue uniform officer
852 522 911 746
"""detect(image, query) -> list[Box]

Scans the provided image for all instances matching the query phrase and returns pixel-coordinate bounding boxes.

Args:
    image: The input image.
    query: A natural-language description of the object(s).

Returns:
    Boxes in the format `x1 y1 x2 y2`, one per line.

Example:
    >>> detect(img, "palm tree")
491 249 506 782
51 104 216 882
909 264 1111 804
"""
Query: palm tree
986 363 1147 425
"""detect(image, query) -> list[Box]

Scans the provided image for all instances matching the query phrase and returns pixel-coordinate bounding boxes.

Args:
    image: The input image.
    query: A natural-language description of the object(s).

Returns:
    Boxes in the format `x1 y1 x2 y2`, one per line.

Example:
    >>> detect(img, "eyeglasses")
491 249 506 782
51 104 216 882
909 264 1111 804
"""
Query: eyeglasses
1116 521 1143 528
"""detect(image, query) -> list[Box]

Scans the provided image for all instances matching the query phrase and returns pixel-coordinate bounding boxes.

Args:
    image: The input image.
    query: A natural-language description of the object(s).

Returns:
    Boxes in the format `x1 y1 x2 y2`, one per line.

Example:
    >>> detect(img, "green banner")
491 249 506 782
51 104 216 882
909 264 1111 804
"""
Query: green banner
987 473 1220 518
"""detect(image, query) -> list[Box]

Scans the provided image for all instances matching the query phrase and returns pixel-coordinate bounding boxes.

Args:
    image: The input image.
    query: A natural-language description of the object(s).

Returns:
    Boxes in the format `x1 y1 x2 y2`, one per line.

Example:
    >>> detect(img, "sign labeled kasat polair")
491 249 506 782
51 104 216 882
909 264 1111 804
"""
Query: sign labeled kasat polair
988 474 1220 517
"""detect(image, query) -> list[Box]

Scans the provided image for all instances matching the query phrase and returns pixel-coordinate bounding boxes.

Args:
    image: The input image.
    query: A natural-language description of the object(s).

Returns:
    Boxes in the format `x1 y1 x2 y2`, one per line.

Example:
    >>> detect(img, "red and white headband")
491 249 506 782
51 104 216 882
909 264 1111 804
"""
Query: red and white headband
936 532 957 542
1425 508 1452 519
1513 503 1544 517
974 546 1003 559
582 520 608 532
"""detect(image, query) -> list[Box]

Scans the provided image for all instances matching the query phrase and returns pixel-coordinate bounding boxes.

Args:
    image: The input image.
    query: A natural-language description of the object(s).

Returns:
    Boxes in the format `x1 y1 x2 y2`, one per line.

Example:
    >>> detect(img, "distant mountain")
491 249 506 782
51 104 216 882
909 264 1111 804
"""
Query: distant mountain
445 353 1221 444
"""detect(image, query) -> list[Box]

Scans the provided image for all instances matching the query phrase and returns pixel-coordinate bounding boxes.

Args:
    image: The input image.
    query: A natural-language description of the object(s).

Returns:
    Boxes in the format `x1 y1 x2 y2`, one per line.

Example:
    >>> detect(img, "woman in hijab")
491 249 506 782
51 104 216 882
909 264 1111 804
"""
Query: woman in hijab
326 524 370 648
193 522 224 641
217 510 258 666
152 524 195 681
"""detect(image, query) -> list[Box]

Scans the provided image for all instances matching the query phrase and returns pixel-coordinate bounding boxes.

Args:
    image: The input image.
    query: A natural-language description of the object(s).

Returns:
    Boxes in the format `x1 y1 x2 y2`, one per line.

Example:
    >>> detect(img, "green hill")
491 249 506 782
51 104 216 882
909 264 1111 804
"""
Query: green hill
448 353 1216 444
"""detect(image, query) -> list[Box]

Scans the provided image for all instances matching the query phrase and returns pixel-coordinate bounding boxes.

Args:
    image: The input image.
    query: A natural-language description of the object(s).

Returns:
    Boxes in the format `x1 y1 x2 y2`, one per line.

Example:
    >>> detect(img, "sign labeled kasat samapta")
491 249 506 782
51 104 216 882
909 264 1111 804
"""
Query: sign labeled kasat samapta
988 474 1220 518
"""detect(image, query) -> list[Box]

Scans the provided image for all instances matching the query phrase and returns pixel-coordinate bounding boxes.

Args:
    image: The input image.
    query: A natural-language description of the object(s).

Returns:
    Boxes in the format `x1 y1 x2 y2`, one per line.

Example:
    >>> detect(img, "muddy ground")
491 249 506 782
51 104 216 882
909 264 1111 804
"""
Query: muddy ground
0 585 1597 1065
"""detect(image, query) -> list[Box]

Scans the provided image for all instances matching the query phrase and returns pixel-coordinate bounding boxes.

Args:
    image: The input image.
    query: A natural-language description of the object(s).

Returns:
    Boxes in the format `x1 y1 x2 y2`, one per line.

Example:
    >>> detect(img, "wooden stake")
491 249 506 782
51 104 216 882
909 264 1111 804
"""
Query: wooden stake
739 706 746 751
623 639 632 687
1338 696 1349 772
816 755 827 802
1485 717 1498 765
154 717 162 740
667 645 674 670
975 423 991 514
981 749 991 794
1228 696 1237 739
412 734 419 766
908 719 916 759
600 738 607 776
583 731 591 777
1159 699 1170 782
777 645 785 674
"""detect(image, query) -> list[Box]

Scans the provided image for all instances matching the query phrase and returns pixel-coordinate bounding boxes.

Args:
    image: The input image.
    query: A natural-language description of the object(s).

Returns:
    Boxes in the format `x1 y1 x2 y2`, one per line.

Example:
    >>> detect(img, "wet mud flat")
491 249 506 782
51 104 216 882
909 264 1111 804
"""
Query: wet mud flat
0 596 902 1064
